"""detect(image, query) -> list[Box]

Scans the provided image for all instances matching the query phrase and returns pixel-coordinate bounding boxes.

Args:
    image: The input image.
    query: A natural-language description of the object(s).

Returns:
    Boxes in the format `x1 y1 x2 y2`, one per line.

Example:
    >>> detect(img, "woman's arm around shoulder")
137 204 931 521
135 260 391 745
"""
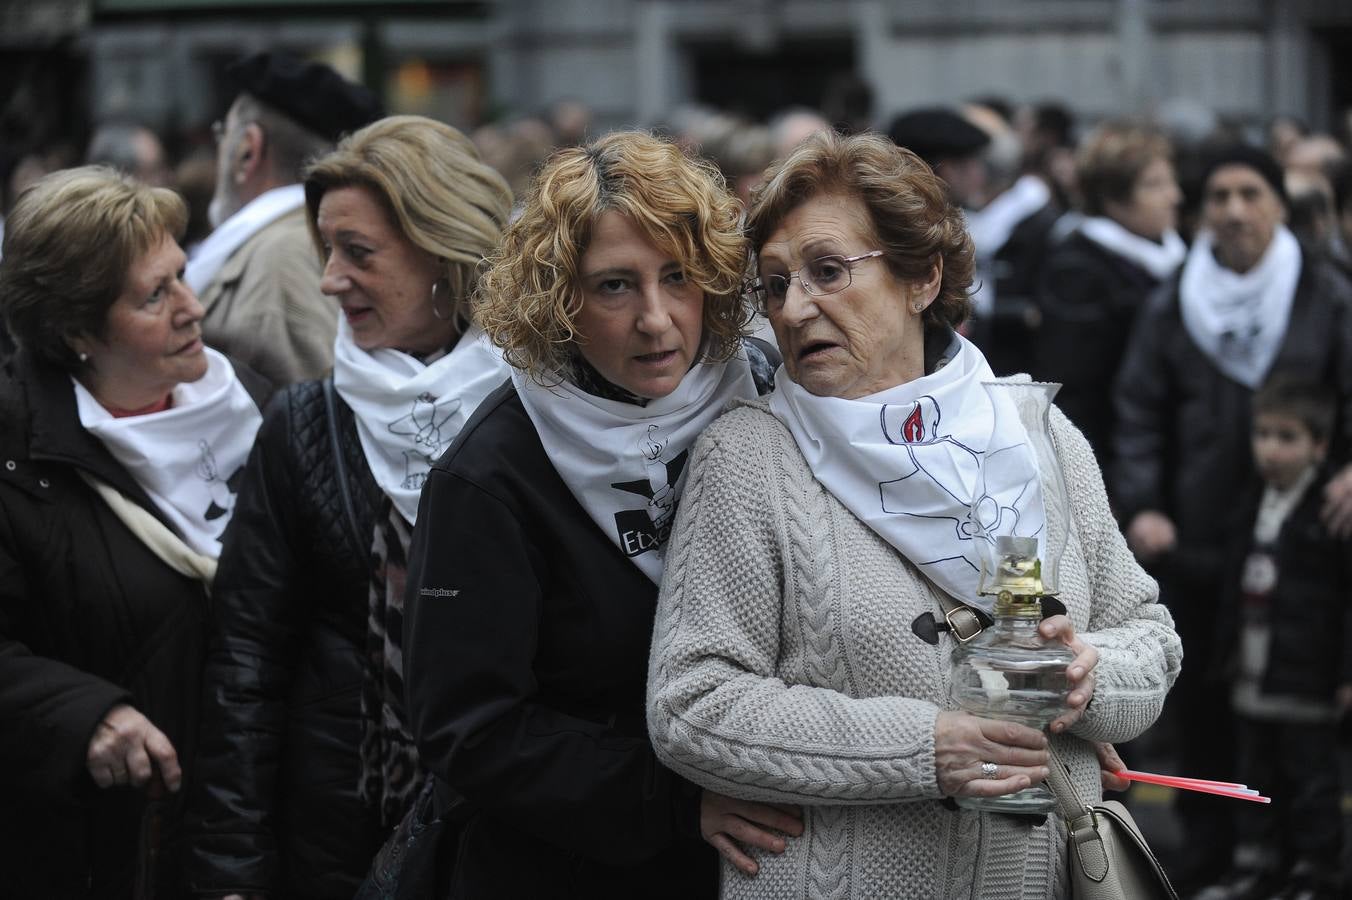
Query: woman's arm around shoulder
647 403 946 808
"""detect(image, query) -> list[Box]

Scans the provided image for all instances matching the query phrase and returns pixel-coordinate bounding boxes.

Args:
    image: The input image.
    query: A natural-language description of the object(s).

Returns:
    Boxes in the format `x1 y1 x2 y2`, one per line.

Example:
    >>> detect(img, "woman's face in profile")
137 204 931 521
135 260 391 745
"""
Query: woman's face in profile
572 209 705 400
760 193 931 399
316 184 454 356
74 231 208 410
1108 156 1180 240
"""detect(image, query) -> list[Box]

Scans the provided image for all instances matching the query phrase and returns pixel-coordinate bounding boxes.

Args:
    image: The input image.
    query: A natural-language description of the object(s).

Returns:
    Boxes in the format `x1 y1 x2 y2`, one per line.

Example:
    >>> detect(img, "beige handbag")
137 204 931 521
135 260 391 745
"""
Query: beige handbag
1046 747 1178 900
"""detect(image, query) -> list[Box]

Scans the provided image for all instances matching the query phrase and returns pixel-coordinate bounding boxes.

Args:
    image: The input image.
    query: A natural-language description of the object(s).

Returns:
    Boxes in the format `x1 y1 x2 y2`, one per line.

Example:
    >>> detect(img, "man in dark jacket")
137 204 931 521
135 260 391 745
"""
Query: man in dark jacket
1112 143 1352 890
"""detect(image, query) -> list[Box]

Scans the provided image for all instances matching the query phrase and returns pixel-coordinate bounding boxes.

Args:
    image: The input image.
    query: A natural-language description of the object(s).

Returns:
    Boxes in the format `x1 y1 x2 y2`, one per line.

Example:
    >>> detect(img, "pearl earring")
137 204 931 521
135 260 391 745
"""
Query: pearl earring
78 351 89 363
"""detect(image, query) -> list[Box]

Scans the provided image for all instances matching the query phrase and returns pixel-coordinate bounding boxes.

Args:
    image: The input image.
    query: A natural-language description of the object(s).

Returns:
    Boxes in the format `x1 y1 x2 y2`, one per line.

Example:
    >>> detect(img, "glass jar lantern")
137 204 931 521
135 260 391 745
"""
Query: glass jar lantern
949 382 1074 815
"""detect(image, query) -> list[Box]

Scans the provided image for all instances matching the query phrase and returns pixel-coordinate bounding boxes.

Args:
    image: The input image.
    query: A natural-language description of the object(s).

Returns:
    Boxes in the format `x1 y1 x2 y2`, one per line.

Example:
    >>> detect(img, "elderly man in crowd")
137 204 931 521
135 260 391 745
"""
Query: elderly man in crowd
185 51 382 385
1113 143 1352 892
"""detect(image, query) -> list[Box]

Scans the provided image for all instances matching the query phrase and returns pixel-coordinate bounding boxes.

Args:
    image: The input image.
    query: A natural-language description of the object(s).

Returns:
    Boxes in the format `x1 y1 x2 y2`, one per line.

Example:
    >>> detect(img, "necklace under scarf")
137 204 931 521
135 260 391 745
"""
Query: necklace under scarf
1078 216 1186 281
333 318 509 524
513 353 758 584
73 347 261 558
768 335 1047 610
1179 224 1301 389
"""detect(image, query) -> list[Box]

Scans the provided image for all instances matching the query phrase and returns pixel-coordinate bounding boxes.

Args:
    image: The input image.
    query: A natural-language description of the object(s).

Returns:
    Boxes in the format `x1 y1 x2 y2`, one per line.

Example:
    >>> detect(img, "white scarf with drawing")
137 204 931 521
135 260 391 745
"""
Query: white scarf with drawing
768 335 1046 610
513 354 758 584
333 319 508 524
1179 224 1301 389
73 347 261 558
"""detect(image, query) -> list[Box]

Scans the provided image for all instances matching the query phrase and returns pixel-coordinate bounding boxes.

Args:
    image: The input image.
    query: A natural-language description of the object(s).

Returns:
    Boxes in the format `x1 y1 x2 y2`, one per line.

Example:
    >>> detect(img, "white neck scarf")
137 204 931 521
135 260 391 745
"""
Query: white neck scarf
73 348 262 558
965 175 1052 318
513 355 758 584
185 184 306 294
768 336 1047 610
967 174 1052 259
333 319 508 524
1180 224 1301 389
1078 216 1186 281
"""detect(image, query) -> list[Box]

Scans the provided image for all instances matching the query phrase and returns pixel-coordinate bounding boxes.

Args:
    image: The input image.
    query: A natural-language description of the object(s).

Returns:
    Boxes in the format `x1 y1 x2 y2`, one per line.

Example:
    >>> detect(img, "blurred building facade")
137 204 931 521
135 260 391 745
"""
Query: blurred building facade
4 0 1352 162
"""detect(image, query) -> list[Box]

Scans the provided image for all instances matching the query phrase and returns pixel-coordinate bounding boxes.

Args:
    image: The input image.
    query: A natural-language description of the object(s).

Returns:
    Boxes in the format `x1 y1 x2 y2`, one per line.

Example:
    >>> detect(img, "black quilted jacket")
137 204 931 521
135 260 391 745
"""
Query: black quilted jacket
185 378 386 899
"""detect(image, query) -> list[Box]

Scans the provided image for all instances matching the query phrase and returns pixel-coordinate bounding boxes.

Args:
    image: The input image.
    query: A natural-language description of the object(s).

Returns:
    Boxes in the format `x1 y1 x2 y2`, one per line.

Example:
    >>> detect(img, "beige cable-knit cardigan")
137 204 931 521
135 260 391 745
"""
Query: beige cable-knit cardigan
646 396 1182 899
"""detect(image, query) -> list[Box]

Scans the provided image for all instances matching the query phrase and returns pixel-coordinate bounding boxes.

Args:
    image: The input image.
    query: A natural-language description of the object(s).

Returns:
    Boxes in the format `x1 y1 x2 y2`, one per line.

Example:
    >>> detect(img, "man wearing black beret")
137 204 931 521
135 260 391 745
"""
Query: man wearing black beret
185 51 383 386
886 106 991 209
1113 144 1352 892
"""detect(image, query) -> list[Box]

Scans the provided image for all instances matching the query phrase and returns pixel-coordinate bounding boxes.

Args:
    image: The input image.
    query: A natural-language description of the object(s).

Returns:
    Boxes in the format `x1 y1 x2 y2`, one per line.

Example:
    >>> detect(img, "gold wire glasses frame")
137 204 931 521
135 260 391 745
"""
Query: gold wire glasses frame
744 250 885 316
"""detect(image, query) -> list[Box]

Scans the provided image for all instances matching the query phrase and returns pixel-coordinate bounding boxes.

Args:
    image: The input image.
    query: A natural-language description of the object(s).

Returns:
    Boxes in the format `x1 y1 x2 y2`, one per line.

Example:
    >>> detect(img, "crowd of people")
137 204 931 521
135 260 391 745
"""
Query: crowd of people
1 47 1350 900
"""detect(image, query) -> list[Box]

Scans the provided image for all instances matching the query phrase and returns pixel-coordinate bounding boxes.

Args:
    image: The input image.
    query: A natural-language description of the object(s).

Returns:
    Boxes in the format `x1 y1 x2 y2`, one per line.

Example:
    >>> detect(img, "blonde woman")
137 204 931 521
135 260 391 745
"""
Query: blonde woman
186 116 514 900
402 131 793 898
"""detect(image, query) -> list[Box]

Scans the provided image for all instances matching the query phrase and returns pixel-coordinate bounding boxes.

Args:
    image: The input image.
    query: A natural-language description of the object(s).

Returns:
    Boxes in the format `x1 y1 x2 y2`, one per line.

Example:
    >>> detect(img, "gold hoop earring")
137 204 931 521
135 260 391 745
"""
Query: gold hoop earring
430 279 453 321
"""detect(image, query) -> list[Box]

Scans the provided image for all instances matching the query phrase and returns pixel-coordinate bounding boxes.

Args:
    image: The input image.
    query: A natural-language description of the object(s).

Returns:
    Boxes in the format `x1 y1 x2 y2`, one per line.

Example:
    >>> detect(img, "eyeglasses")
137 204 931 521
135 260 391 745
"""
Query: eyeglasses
744 251 884 315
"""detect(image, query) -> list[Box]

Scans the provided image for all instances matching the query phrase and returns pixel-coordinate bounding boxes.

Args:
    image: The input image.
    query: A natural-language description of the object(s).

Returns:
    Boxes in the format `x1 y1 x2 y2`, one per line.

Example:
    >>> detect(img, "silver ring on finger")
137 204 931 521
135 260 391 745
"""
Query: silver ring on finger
980 761 998 779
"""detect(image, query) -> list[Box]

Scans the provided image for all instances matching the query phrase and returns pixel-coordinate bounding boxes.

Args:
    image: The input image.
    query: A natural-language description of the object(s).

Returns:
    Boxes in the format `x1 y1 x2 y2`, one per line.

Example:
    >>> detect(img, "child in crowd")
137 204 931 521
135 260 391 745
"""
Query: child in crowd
1199 376 1351 900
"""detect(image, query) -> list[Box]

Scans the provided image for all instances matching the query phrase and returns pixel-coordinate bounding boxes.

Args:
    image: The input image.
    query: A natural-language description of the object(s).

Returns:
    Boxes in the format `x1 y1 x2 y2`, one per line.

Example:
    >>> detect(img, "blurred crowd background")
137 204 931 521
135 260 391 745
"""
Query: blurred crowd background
4 0 1352 227
5 0 1352 895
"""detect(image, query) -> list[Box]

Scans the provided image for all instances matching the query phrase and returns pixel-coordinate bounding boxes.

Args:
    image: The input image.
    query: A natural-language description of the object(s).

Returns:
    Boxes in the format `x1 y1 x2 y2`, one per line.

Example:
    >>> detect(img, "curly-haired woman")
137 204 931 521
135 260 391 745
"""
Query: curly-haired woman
402 130 795 898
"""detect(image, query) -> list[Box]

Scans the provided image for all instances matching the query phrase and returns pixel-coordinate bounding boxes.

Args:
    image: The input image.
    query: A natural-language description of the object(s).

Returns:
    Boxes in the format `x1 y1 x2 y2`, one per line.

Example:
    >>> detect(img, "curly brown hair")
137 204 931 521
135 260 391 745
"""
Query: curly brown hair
0 165 187 370
475 130 751 378
745 130 974 329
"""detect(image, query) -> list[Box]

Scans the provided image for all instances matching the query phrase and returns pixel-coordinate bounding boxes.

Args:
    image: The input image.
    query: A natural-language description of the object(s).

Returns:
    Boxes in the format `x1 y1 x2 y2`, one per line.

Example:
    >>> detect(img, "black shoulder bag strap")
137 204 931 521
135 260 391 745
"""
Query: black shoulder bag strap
322 374 365 553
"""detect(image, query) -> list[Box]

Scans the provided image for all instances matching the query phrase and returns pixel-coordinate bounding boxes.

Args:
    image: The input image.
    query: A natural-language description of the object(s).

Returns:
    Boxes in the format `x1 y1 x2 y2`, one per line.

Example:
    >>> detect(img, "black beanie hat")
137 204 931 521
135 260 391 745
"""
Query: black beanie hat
1199 143 1288 207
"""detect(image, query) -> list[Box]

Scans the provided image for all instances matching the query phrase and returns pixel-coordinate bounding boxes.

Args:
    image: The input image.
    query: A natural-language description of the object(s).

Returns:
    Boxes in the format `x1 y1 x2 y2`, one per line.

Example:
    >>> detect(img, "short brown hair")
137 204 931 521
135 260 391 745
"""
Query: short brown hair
745 130 974 329
1077 122 1172 217
304 115 514 329
0 165 187 370
475 130 751 378
1253 373 1337 444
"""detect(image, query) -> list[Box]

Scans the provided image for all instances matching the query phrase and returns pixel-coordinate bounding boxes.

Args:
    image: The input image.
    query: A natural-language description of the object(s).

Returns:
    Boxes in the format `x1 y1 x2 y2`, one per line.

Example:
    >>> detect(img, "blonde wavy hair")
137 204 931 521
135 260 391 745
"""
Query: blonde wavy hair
475 130 751 378
303 115 513 328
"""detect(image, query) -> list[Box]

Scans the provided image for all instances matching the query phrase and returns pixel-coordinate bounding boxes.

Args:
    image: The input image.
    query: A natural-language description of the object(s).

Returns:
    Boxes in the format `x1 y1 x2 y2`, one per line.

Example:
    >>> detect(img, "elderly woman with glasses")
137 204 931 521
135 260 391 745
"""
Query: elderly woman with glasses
645 130 1182 898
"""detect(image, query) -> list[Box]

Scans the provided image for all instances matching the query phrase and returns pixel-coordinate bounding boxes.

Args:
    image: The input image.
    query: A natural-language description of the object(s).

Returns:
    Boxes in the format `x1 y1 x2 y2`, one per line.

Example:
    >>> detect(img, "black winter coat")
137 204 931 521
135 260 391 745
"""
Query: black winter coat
971 200 1062 377
185 379 385 899
1035 229 1168 474
1214 469 1352 699
404 383 720 899
1113 248 1352 557
0 351 264 899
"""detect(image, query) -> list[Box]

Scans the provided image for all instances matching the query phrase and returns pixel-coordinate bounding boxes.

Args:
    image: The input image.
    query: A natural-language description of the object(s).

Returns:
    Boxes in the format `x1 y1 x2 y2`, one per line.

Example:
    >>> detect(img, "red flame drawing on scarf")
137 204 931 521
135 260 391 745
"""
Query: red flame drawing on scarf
902 404 925 443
